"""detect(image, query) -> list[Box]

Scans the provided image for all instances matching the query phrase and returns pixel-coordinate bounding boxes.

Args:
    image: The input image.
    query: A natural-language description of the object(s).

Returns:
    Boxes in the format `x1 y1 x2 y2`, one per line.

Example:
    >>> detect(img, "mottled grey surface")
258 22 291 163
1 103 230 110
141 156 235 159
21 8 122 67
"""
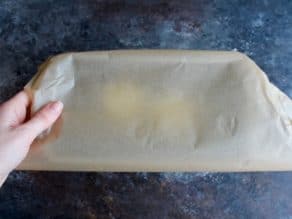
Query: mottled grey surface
0 0 292 218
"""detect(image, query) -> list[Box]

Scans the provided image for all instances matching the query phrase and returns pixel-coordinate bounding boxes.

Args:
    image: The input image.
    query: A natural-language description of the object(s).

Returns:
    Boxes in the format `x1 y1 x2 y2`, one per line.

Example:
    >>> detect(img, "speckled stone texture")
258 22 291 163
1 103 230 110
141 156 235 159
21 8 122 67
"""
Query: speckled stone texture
0 0 291 218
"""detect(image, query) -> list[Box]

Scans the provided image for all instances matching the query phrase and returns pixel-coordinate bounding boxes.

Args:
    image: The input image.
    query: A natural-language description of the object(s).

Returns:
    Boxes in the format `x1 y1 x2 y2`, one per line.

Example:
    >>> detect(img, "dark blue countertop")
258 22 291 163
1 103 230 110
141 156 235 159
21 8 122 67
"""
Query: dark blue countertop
0 0 291 218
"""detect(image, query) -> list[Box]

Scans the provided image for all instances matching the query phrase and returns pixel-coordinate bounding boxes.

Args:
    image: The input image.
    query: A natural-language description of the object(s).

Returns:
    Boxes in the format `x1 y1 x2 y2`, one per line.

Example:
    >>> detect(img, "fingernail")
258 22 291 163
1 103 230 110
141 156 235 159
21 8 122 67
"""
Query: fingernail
49 101 63 114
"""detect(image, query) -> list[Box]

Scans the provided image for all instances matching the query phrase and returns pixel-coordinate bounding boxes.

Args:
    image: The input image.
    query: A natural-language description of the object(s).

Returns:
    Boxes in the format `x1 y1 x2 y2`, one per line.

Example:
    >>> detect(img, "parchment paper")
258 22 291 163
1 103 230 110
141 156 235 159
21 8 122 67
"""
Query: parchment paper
19 50 292 171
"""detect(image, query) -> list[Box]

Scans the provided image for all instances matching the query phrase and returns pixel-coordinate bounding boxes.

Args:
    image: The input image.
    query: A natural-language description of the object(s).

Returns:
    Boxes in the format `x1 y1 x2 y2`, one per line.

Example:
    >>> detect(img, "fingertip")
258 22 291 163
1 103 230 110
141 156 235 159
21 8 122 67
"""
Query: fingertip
3 90 30 108
47 101 63 115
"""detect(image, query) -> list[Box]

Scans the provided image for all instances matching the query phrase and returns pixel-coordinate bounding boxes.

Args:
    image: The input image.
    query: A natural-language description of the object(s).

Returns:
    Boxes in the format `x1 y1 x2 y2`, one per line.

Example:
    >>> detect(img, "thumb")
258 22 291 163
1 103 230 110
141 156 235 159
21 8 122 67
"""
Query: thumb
20 101 63 141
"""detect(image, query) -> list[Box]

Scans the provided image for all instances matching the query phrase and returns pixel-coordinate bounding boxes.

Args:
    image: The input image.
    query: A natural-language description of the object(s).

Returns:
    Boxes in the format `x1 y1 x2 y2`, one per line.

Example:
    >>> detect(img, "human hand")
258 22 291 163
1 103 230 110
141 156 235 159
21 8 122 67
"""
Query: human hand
0 91 63 186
